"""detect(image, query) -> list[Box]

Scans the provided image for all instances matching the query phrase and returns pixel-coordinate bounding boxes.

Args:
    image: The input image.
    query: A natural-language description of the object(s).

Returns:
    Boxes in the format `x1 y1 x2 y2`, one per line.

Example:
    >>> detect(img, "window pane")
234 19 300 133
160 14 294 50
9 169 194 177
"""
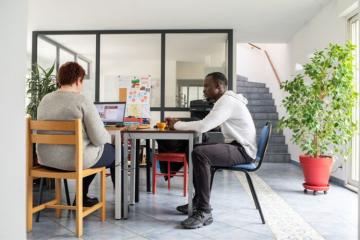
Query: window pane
351 18 360 184
59 49 74 65
100 34 161 107
165 33 228 107
37 37 56 70
40 35 96 101
150 111 161 126
164 111 190 119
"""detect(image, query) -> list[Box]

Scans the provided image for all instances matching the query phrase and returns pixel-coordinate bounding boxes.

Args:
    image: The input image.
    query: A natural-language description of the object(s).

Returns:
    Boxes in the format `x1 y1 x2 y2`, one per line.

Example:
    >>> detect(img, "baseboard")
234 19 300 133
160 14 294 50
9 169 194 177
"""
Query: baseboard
289 159 345 187
329 176 346 187
290 159 300 167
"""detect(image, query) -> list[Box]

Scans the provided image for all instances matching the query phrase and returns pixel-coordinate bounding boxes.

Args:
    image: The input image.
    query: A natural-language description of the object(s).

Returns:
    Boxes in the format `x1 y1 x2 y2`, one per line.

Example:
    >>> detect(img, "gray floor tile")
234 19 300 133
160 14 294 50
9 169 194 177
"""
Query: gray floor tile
27 163 358 239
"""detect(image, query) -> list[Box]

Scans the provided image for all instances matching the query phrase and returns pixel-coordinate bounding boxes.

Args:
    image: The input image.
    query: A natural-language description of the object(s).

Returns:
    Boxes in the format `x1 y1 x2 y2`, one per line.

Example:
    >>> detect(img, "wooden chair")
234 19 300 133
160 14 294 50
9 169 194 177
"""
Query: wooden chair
26 118 106 237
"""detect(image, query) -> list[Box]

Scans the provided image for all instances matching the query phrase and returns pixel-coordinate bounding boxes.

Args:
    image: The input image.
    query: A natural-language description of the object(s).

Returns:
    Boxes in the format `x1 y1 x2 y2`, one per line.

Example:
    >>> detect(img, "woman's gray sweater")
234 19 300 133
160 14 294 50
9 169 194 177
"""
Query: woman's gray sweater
36 90 111 170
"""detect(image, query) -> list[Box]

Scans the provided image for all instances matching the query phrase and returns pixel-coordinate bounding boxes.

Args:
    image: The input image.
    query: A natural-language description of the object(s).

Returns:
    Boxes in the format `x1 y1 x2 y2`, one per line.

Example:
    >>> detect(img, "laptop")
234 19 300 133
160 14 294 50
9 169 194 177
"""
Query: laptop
94 102 126 126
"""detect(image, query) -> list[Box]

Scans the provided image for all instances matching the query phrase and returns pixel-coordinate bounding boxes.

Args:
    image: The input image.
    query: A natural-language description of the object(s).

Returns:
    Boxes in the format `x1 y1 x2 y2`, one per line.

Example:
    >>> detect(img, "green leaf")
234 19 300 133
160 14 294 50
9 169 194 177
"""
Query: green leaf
26 63 57 119
279 41 358 157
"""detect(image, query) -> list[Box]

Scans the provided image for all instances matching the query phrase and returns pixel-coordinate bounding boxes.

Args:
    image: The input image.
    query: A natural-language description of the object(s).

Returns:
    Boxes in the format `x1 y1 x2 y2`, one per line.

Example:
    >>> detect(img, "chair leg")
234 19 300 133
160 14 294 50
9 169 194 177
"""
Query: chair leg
245 172 265 224
167 160 171 191
75 177 83 237
63 179 71 206
26 175 33 232
55 179 62 218
36 178 45 222
101 168 106 222
152 157 157 194
210 168 216 190
245 173 259 210
183 159 188 197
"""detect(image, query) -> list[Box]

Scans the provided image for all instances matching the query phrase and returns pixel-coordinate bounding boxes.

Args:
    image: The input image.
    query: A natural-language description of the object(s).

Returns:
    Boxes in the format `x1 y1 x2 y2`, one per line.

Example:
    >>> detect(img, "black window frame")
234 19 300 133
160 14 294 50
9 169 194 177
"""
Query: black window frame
32 29 233 120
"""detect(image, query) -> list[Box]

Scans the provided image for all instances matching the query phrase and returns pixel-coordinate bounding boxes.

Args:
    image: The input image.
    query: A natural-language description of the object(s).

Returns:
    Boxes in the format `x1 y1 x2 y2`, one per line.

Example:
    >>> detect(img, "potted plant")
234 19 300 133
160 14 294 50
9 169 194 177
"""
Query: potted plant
26 63 57 119
279 42 358 195
26 63 57 166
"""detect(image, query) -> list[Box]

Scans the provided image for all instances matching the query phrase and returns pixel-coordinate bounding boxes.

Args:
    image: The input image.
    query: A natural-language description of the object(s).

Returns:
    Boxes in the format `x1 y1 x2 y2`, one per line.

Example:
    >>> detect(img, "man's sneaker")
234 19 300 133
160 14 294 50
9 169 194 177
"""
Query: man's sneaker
176 203 196 215
181 210 213 229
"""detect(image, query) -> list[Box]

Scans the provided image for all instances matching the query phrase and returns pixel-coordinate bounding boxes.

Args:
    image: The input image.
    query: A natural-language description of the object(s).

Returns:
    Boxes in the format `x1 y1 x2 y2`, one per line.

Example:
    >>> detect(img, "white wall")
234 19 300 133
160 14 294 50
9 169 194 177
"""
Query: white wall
236 43 291 124
237 0 358 183
288 0 358 181
0 0 27 239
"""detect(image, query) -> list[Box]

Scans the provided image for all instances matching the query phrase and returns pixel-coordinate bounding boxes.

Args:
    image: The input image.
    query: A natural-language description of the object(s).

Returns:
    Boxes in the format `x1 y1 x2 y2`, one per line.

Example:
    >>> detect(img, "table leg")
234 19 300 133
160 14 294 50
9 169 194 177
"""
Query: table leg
188 135 194 216
123 134 129 219
135 139 140 203
114 131 122 220
130 139 136 205
146 139 151 192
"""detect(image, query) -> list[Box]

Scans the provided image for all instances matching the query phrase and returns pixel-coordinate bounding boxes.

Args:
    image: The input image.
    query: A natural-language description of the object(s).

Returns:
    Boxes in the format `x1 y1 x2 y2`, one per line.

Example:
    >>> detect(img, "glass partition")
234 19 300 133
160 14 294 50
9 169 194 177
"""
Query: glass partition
37 34 96 101
99 34 161 107
37 37 56 70
165 33 228 108
34 30 233 121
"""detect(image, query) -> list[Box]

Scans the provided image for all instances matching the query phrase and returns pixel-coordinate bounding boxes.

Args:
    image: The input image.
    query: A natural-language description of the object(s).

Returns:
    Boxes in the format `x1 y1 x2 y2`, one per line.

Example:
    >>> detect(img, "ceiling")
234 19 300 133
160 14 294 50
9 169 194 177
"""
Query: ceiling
28 0 332 43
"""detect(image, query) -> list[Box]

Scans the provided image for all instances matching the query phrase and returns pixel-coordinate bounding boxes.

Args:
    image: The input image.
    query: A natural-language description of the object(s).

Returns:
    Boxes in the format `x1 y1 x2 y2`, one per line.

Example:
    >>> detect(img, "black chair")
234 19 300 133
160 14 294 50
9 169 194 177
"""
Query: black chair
210 122 272 224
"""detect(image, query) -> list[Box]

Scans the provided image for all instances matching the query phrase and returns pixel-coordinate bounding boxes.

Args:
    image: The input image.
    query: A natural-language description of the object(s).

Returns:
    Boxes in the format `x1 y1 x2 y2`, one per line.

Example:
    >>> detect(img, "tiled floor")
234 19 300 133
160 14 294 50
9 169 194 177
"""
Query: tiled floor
27 163 358 239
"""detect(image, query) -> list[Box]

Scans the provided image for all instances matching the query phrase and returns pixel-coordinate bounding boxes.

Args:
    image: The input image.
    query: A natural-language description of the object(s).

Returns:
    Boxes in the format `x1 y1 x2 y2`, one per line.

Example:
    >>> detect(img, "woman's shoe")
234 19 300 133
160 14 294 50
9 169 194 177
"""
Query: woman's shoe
73 196 99 207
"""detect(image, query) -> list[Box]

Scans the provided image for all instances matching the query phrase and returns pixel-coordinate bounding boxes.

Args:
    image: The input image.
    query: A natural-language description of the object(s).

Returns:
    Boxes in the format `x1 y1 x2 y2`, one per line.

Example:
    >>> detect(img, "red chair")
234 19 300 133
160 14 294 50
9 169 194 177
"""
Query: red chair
152 153 188 196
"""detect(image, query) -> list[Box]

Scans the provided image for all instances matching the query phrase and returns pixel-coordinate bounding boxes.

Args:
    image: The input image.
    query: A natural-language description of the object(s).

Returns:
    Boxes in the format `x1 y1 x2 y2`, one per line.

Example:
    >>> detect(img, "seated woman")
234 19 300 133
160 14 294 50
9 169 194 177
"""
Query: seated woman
36 62 115 207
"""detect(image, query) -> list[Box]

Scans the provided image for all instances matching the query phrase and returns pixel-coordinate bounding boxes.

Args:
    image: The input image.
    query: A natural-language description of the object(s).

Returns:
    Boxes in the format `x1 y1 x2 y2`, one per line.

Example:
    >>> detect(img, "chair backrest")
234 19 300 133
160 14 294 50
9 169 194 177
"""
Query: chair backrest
26 118 83 172
254 122 272 170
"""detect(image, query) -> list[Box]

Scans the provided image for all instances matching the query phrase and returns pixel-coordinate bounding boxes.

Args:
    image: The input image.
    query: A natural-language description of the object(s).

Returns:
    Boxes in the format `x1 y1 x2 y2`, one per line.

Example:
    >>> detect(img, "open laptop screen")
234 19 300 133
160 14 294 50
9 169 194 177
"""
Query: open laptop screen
94 102 126 125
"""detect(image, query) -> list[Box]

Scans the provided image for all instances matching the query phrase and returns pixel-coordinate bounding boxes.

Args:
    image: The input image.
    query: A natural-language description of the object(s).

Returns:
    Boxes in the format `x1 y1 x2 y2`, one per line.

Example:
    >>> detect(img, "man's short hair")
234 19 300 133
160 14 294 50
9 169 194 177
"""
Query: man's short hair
206 72 228 87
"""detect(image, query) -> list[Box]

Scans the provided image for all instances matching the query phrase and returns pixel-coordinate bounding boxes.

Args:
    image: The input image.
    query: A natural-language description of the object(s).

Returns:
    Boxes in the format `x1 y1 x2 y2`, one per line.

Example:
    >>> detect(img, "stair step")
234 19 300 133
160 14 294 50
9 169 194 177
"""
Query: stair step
258 135 285 144
249 106 277 113
236 75 248 82
251 113 278 120
242 93 272 100
267 144 288 152
247 99 275 106
263 153 291 162
237 86 269 93
257 128 282 134
254 120 278 128
237 81 266 88
257 132 283 138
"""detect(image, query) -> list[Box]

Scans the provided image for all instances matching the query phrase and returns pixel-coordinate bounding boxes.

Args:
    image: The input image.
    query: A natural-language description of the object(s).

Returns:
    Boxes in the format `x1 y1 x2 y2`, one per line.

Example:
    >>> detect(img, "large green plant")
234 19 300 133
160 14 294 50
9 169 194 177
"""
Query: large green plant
279 42 358 157
26 64 57 119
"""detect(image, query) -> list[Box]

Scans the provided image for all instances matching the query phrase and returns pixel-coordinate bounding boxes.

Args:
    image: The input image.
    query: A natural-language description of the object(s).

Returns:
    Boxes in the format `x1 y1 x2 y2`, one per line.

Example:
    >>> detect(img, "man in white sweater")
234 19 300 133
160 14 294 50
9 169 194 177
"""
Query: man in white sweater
169 72 257 229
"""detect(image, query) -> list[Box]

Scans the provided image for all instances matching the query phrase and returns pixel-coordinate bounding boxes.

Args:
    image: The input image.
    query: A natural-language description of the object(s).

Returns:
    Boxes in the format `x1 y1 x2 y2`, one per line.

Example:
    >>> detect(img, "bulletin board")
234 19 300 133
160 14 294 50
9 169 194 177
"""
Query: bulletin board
118 75 151 119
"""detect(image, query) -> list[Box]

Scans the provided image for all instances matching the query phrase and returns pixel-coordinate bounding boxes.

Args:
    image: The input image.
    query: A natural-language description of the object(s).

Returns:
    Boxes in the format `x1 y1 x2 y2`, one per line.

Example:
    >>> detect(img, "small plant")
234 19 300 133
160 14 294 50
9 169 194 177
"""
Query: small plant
26 64 57 119
279 41 358 158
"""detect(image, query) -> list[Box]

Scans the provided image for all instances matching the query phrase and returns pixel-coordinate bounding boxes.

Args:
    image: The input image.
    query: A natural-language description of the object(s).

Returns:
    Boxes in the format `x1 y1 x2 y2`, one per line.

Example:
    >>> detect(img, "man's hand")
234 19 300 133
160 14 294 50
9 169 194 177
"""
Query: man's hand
167 118 179 130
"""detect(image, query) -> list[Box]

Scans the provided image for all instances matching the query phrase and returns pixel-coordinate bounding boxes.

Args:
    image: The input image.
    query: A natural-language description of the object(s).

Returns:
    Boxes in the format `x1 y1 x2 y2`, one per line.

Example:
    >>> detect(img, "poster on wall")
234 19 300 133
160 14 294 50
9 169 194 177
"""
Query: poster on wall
118 75 151 118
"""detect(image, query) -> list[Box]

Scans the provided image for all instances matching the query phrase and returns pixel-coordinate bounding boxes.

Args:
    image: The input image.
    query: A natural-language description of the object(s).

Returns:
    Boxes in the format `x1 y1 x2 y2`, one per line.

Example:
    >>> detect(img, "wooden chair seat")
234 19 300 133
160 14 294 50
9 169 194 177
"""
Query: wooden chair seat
31 166 104 179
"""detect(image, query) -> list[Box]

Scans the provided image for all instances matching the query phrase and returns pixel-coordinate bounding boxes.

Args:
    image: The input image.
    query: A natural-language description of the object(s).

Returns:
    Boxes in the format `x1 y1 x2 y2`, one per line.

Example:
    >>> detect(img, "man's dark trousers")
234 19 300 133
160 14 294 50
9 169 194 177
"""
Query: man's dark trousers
192 142 253 212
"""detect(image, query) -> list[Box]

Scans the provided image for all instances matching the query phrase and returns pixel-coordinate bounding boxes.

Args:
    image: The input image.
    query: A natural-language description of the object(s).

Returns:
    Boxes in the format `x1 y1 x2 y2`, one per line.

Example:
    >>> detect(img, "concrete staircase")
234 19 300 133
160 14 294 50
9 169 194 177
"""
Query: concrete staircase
236 76 291 163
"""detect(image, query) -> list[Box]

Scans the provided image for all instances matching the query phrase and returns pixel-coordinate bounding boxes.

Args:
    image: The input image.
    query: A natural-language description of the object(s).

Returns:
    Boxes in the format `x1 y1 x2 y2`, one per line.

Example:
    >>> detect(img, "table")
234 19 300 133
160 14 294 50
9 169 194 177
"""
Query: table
122 128 200 219
106 126 126 220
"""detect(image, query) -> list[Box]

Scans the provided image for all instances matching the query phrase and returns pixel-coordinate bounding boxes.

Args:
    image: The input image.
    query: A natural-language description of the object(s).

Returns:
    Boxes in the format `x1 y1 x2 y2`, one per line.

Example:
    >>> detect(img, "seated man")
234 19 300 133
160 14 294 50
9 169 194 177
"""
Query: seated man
168 72 257 229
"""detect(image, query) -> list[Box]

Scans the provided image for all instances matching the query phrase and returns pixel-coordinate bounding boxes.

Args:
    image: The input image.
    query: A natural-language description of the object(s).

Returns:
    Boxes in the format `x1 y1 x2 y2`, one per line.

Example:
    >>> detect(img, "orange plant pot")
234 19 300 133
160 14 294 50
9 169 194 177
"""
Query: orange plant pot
299 155 333 191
